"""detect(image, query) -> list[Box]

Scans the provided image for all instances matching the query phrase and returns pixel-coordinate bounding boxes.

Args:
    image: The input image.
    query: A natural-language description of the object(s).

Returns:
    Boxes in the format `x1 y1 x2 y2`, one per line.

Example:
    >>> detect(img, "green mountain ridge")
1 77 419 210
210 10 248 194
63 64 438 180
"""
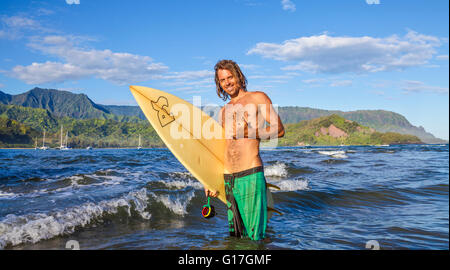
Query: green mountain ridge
0 87 447 144
278 107 444 143
0 104 424 148
0 103 163 148
0 87 111 119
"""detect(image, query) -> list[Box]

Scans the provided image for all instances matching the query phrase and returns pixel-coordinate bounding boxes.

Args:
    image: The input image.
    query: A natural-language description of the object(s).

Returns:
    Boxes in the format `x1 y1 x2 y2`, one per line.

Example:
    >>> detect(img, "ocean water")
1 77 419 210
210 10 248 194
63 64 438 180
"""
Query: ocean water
0 144 448 250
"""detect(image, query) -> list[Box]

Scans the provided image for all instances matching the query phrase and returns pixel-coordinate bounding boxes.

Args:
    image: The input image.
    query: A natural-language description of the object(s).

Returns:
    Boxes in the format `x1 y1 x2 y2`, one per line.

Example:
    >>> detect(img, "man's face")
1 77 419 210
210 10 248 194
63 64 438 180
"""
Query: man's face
217 69 240 97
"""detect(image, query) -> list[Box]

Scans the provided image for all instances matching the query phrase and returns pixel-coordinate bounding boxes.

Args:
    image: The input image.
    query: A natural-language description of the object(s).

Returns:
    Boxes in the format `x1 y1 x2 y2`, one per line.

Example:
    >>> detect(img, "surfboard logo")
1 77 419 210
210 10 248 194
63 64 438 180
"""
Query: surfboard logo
150 96 175 127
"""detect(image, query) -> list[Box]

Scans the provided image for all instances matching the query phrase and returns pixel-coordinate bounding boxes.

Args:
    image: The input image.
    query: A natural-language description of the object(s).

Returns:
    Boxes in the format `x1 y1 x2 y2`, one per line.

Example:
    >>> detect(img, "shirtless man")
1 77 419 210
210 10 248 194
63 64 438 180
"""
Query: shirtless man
205 59 285 241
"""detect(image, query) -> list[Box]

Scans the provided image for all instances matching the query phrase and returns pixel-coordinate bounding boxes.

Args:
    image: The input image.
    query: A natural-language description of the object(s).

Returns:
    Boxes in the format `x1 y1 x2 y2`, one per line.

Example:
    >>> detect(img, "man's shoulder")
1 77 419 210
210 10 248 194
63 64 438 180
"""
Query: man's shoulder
247 91 270 102
247 90 266 95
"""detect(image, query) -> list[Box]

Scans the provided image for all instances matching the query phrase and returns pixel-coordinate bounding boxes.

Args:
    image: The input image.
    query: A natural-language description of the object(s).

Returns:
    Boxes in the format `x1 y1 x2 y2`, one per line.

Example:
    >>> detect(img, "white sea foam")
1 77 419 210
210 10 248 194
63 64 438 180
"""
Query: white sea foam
0 188 150 249
169 171 196 180
68 175 84 187
332 153 348 158
281 178 309 191
317 150 345 156
159 171 203 190
268 178 309 192
264 162 288 178
0 191 17 198
317 150 348 158
160 179 203 190
150 190 195 216
2 173 125 199
0 189 43 199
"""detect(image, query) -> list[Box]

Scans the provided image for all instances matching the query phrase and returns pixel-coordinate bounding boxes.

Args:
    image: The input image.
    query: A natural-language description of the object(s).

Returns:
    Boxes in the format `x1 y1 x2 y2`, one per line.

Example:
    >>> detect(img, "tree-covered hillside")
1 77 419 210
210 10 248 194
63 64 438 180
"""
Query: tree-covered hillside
278 114 422 146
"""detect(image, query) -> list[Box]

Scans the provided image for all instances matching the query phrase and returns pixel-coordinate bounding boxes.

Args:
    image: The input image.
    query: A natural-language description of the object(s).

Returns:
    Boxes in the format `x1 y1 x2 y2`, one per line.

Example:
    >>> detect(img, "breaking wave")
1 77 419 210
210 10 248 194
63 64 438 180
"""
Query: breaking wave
0 188 150 249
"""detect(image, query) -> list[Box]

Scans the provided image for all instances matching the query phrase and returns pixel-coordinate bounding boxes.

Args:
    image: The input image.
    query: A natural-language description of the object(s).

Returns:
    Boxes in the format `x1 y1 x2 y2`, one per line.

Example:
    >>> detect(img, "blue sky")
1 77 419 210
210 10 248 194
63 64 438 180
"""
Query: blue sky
0 0 448 140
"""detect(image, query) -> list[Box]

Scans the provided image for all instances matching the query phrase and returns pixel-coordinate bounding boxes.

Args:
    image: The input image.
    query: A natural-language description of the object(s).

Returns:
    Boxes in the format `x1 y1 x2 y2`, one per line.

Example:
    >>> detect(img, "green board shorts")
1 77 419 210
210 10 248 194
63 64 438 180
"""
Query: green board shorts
224 166 268 241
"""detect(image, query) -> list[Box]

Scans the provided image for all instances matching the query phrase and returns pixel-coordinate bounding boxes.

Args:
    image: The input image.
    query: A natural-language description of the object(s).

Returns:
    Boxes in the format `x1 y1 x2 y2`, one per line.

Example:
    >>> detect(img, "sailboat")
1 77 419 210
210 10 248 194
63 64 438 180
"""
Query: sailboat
137 134 142 150
58 126 71 150
39 130 49 150
61 131 71 150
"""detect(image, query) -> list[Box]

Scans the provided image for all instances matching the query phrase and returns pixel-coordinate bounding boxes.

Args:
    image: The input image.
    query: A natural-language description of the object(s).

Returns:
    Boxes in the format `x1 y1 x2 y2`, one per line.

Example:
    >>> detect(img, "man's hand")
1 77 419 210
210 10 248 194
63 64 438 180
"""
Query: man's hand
231 110 259 139
204 188 219 198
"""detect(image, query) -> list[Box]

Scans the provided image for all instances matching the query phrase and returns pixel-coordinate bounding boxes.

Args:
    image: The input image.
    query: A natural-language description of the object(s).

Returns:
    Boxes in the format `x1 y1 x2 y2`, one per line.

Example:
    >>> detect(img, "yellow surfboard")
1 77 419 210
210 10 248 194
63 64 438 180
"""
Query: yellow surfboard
129 85 278 217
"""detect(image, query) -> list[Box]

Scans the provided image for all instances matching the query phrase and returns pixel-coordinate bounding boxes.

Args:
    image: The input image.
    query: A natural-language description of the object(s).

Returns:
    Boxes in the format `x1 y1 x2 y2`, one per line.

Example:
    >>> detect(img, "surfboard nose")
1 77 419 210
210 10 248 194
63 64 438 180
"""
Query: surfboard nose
129 85 138 92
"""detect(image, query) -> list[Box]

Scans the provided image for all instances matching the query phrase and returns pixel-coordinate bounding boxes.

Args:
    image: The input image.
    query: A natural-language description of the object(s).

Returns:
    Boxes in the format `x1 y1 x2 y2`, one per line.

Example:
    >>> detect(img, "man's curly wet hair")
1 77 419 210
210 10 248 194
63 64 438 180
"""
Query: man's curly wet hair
214 60 248 101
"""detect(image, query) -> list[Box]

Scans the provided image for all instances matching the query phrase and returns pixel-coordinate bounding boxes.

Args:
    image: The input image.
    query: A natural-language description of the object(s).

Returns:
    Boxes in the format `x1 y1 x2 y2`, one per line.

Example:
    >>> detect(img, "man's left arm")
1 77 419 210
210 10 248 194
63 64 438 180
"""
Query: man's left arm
250 92 285 140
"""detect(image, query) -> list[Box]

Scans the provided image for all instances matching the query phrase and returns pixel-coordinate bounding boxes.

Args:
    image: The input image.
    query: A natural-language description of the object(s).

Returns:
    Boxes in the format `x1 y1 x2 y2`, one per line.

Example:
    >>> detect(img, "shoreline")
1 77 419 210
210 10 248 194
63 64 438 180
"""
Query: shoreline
1 143 447 150
0 147 167 150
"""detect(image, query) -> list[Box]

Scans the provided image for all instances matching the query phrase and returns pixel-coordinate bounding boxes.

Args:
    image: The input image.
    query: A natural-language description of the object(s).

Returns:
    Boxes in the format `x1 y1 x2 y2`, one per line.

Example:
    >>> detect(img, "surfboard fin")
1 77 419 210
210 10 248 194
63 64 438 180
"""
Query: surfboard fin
268 207 283 216
266 183 281 190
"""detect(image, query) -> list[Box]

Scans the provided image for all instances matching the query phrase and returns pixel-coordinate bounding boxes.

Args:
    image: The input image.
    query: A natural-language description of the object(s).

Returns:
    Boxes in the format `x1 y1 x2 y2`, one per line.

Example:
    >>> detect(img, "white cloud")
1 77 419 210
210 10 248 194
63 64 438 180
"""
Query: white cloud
12 62 90 84
402 80 448 94
160 72 215 93
10 35 168 84
66 0 81 4
240 64 260 70
2 15 214 87
158 70 213 80
366 0 380 4
368 79 448 95
36 8 55 16
162 77 213 87
281 0 296 12
370 90 385 96
436 54 449 60
3 16 38 28
248 74 292 80
0 15 53 39
248 30 441 74
301 78 353 87
242 0 262 7
158 71 215 92
330 80 353 87
302 78 325 84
